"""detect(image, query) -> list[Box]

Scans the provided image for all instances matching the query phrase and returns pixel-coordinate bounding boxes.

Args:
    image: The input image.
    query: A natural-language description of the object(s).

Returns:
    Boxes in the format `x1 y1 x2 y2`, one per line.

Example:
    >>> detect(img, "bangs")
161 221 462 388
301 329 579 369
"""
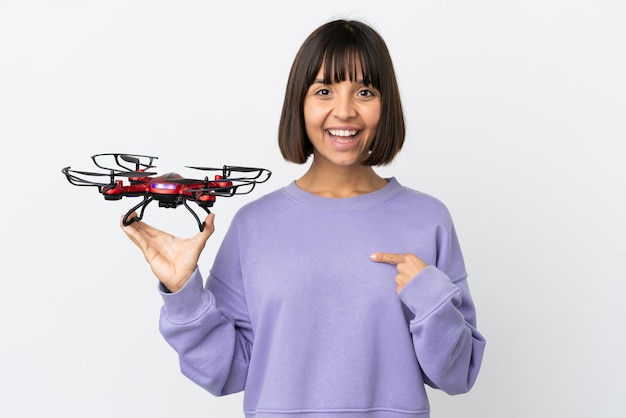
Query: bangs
307 29 381 89
321 47 375 87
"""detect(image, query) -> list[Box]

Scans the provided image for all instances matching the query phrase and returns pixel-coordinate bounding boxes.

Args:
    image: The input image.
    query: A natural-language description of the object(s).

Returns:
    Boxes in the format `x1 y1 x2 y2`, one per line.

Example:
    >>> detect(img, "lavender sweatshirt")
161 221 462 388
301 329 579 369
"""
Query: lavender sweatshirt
159 178 486 418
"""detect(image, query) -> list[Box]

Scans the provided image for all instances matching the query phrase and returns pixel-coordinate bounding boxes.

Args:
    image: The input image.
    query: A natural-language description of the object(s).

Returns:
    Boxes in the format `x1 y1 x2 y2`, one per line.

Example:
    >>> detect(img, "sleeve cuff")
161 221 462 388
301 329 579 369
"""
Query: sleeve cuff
159 267 214 323
399 265 461 321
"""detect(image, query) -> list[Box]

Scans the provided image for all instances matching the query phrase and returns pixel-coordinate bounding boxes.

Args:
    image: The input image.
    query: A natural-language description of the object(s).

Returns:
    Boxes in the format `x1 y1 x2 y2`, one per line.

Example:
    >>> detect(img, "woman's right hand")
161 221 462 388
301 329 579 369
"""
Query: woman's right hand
121 213 216 292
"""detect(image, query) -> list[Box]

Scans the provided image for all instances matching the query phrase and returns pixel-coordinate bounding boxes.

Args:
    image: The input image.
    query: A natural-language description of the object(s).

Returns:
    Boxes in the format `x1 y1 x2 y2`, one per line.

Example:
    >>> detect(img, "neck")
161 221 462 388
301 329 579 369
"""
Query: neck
296 159 388 198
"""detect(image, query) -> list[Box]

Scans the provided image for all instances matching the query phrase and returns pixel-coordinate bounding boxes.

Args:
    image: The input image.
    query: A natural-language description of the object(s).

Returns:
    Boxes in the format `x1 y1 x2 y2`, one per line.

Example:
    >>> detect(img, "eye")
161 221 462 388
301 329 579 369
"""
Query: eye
357 88 378 98
315 88 331 96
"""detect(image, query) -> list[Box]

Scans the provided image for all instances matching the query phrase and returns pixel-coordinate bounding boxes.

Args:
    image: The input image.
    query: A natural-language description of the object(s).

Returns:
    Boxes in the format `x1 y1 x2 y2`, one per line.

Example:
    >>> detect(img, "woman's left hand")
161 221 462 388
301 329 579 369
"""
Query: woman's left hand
370 252 427 294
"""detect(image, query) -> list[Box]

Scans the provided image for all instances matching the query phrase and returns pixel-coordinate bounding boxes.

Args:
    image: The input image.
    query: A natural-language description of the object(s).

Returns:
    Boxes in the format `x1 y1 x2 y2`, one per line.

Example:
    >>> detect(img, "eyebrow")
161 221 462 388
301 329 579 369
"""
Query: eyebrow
311 78 366 85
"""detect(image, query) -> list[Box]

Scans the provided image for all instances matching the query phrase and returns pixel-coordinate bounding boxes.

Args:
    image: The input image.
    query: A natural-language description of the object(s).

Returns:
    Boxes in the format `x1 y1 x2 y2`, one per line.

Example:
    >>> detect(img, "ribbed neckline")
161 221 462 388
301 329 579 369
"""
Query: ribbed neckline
280 177 403 212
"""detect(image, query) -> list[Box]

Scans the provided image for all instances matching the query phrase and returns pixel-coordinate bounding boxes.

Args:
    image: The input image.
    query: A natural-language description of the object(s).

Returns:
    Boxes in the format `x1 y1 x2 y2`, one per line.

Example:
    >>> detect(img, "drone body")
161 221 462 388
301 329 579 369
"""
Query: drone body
62 153 271 231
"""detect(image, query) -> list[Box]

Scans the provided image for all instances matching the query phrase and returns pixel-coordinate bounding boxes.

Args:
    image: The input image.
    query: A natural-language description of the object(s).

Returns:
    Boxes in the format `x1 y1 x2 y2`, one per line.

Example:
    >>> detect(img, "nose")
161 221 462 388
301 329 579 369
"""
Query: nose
333 94 357 120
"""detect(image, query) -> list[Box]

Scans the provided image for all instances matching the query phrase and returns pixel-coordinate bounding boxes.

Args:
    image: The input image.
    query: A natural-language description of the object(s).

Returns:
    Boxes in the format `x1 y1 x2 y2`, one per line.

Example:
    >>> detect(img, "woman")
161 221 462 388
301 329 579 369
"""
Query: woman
123 19 485 418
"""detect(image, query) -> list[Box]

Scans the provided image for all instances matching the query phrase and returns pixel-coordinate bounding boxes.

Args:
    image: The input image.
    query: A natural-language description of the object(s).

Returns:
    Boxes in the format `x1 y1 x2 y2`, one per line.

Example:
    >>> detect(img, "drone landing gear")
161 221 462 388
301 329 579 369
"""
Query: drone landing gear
180 200 211 232
122 196 210 232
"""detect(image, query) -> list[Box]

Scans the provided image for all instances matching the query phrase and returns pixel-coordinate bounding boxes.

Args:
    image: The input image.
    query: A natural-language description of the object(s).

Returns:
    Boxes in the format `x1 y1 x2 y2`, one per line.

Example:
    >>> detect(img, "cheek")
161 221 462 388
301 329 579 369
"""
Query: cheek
365 113 381 132
362 103 382 130
373 108 382 126
303 106 326 132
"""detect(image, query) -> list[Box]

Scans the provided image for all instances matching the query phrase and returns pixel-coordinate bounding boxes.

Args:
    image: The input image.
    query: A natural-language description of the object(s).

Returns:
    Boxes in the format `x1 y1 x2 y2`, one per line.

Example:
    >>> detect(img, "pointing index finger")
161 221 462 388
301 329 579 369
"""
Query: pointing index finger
370 252 403 265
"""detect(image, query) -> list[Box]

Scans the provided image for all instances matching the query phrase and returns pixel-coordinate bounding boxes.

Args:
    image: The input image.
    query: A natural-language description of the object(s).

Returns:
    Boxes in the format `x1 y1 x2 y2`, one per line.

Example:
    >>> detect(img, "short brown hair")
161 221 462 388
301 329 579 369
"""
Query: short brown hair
278 19 405 166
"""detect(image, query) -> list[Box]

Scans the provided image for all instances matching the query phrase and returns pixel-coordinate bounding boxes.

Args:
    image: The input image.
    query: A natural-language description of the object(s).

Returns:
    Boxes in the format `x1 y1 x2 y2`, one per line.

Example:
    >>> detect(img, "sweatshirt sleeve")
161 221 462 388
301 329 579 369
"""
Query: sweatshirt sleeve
158 220 253 396
399 222 486 395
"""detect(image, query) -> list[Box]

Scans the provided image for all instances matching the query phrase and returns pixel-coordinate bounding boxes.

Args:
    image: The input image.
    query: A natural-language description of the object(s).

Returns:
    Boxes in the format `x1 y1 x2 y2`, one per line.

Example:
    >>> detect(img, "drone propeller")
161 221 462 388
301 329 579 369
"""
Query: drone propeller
67 168 156 178
117 170 157 177
120 154 142 164
186 165 265 173
61 166 158 189
186 165 271 182
119 154 158 170
66 168 116 177
92 153 158 173
61 167 112 187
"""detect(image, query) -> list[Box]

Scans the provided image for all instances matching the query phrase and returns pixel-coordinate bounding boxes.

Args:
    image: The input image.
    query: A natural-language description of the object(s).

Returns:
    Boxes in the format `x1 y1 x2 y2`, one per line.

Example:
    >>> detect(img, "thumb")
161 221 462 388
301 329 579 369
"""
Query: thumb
193 213 216 246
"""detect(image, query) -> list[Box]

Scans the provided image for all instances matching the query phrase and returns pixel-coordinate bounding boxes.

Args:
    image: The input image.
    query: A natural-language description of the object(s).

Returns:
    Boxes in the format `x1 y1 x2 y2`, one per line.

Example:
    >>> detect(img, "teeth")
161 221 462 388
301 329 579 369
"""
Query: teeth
328 129 358 137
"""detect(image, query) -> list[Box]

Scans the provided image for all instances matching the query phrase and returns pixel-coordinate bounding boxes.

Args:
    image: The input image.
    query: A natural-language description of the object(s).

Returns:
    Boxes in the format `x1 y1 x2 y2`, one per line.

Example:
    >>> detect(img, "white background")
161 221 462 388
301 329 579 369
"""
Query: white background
1 1 625 417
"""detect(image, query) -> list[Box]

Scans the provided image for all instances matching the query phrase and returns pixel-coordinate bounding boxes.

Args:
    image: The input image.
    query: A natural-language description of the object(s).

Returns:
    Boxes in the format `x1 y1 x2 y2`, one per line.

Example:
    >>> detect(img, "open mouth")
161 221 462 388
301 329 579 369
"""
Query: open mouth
327 129 359 143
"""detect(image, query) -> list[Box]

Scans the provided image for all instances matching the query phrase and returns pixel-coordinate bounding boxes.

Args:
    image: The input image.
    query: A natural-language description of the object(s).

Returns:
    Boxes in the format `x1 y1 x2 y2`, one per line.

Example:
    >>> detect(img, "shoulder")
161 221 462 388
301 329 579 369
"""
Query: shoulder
389 179 454 225
230 185 291 223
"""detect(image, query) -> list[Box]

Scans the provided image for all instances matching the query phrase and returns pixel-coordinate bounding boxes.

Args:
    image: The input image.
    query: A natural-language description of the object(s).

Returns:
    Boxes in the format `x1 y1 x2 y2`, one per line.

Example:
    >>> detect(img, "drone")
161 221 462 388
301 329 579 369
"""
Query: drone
62 153 271 231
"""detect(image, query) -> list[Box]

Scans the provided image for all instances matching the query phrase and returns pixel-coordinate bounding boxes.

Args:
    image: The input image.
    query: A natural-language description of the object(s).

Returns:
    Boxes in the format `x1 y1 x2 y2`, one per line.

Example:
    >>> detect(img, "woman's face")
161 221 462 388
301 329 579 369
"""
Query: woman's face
303 63 381 170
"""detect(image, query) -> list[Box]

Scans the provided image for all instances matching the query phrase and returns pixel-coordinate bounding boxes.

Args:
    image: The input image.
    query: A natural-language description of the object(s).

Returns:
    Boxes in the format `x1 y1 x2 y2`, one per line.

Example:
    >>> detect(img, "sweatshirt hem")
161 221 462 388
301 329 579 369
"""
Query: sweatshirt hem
245 408 430 417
